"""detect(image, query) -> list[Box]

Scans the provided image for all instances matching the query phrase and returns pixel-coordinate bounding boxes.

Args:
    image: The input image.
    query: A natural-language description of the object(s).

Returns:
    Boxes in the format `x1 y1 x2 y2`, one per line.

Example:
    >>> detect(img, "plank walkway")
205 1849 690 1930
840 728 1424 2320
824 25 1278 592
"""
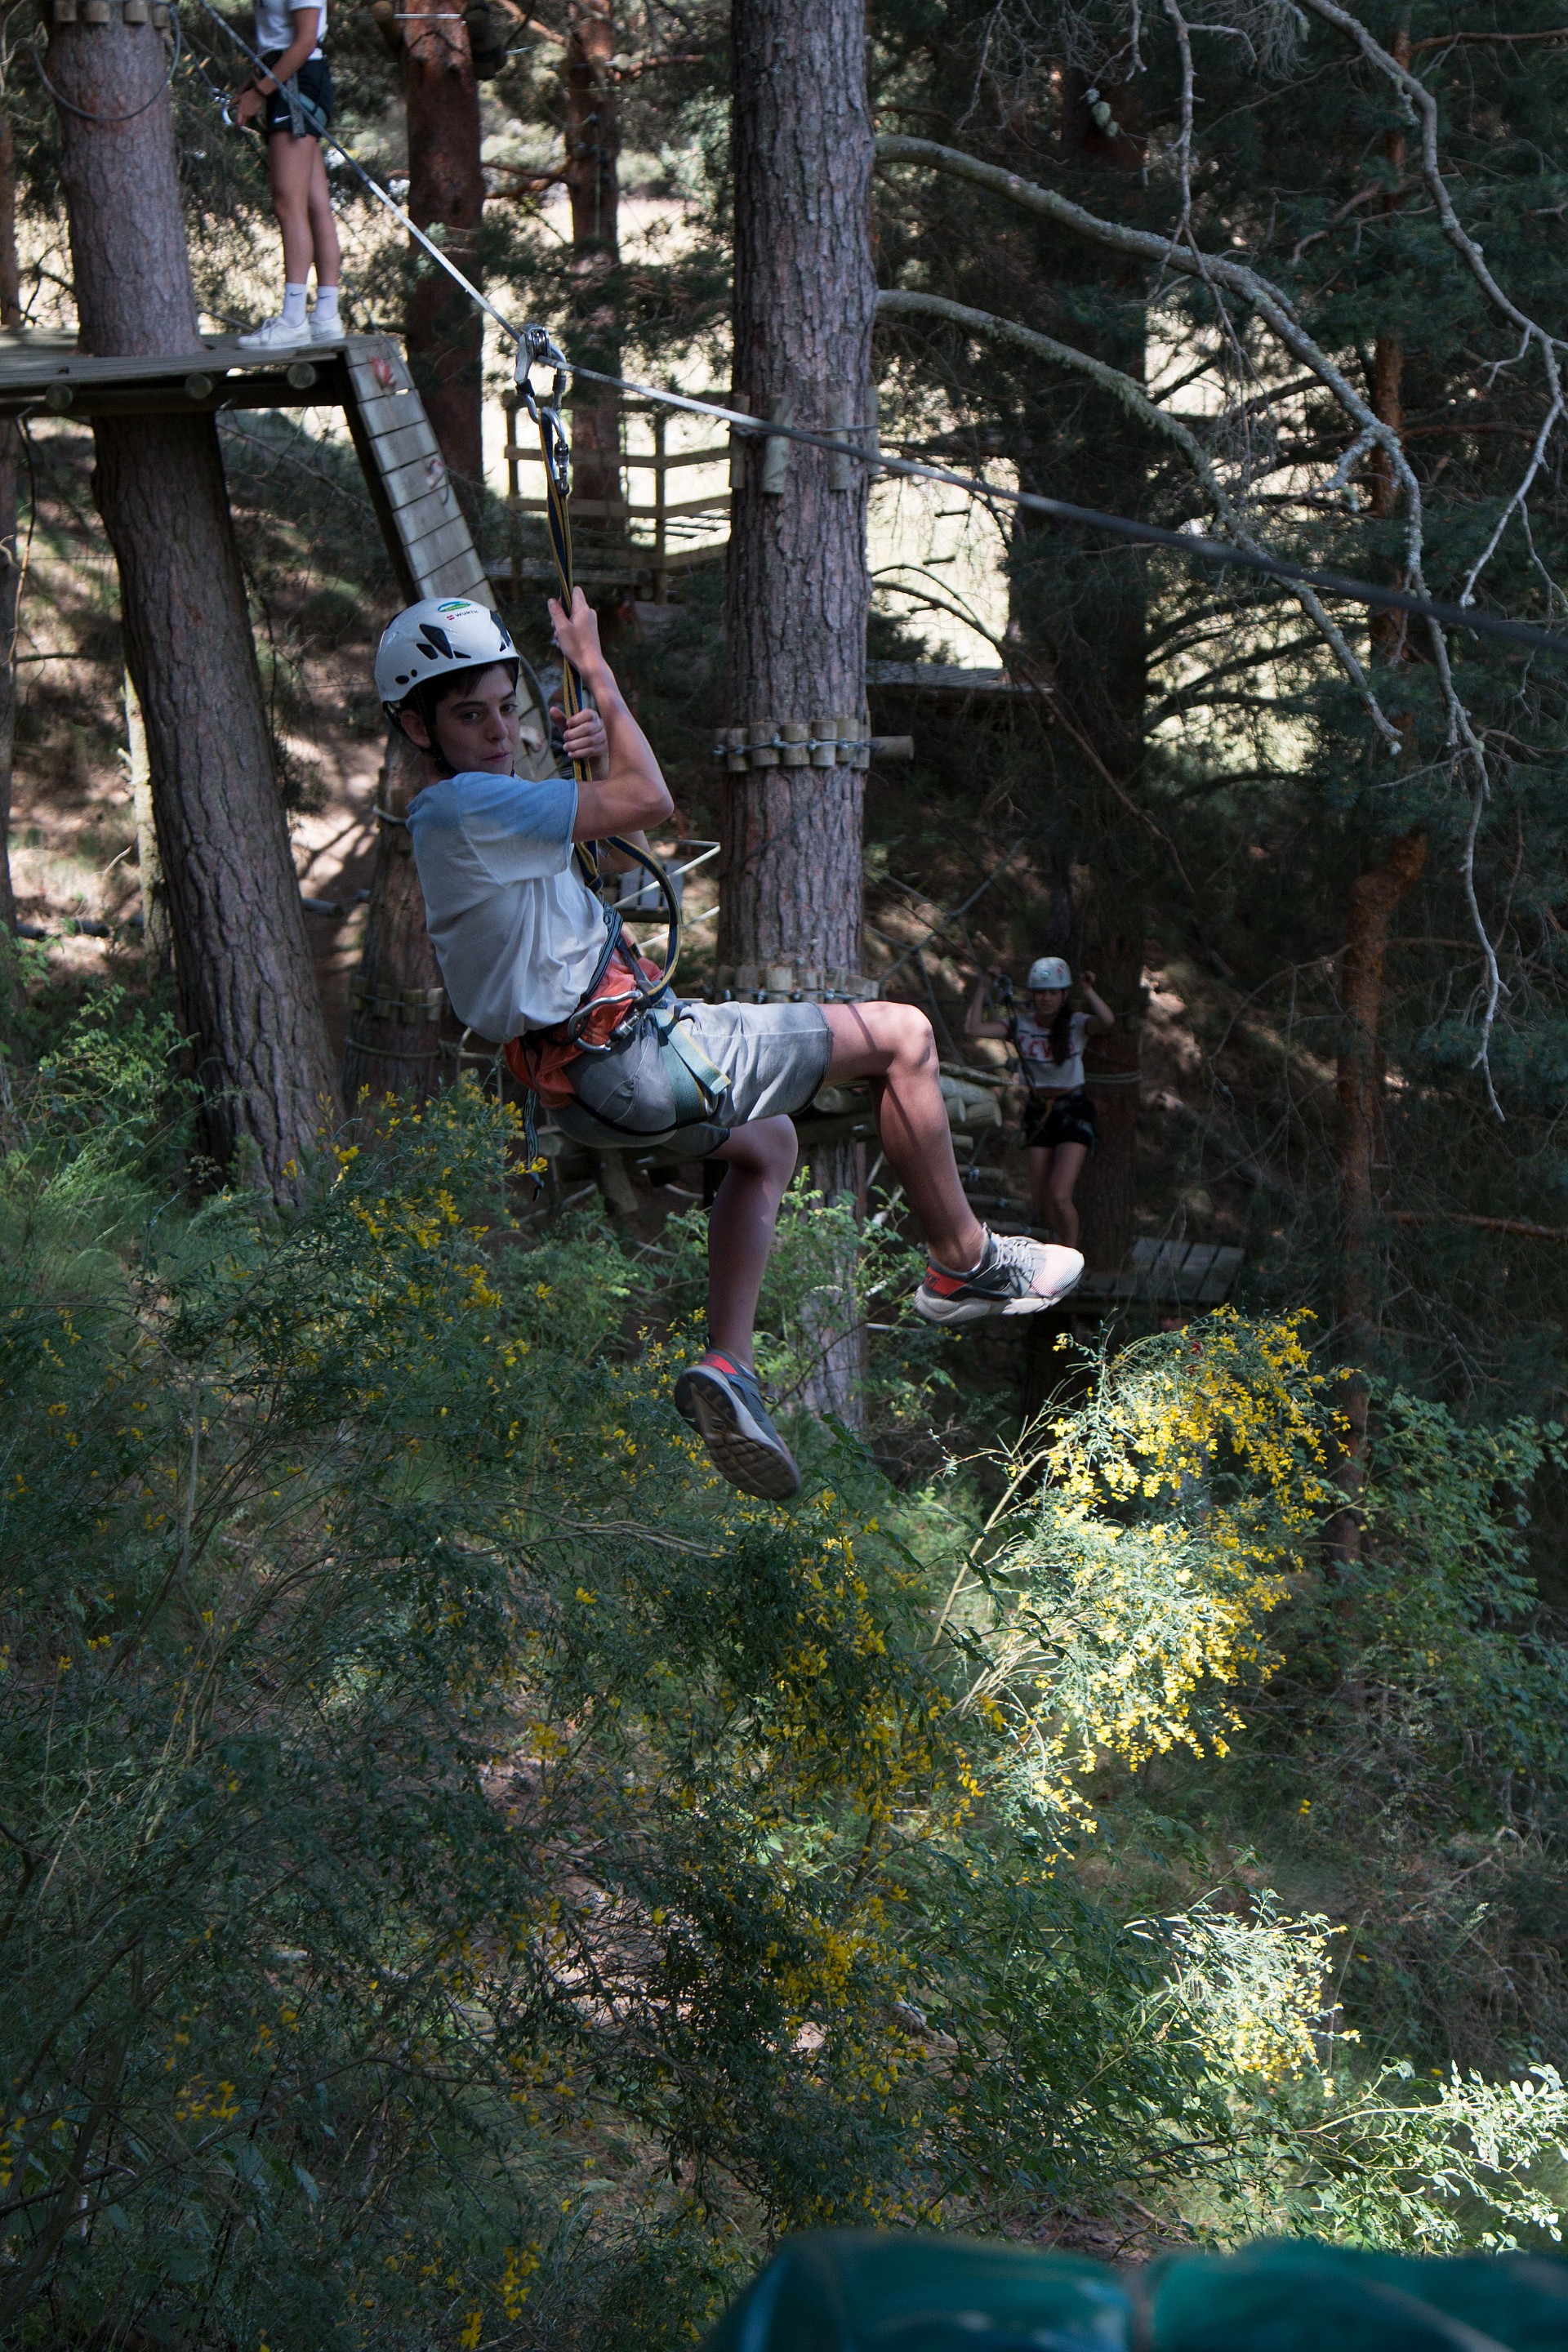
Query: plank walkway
1076 1239 1244 1305
0 327 490 607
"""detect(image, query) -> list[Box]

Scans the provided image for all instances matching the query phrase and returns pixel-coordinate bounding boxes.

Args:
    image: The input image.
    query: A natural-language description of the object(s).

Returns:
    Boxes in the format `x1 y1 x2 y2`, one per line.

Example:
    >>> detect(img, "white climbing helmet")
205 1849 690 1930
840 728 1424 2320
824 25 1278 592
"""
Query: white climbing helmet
375 596 516 714
1027 955 1072 991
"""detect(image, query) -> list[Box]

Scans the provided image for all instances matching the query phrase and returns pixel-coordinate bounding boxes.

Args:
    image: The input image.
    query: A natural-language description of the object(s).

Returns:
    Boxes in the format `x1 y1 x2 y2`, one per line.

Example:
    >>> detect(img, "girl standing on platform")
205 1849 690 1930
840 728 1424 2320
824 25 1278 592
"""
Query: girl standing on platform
965 956 1115 1246
233 0 341 351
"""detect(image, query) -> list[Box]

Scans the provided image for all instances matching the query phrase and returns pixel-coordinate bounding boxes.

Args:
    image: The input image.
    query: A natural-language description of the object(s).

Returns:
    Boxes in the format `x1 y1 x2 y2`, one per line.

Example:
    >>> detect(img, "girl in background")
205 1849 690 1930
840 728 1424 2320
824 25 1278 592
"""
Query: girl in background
966 956 1115 1245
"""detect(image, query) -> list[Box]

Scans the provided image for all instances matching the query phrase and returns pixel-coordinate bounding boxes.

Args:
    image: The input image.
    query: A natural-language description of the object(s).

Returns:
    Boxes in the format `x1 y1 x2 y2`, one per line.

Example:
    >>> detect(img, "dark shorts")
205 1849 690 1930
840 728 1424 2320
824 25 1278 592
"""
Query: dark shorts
261 53 334 136
1022 1088 1098 1154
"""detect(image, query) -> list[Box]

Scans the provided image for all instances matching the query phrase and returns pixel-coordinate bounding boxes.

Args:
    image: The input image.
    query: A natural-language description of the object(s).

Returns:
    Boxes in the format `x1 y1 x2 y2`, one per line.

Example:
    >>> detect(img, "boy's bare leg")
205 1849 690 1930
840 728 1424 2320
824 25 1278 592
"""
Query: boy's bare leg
675 1116 803 1503
702 1116 799 1368
822 1002 987 1270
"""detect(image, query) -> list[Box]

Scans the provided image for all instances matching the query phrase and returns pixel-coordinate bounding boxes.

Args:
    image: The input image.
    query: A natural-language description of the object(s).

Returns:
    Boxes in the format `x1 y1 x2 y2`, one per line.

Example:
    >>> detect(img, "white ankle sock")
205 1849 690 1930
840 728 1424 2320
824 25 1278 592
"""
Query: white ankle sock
314 284 340 323
281 283 308 327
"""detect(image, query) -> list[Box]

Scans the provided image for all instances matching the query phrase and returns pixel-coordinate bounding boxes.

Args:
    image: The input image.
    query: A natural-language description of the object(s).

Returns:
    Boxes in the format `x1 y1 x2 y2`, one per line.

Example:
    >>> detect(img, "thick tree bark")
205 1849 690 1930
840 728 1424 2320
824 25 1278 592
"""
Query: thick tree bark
405 0 486 527
723 0 875 1418
342 732 448 1104
1326 826 1426 1561
124 670 171 975
1330 55 1414 1565
0 110 21 942
564 0 623 522
48 6 338 1188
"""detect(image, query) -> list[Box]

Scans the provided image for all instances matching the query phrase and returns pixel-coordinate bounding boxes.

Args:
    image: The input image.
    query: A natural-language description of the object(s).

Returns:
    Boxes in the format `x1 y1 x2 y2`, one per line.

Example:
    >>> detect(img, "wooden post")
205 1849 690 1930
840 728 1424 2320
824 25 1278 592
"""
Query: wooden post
724 0 875 1419
46 0 338 1190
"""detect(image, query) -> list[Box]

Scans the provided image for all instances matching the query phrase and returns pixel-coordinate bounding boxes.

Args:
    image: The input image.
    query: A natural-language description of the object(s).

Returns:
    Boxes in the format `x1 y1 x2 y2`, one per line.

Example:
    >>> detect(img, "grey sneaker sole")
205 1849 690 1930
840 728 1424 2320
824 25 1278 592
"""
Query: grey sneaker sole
675 1365 801 1502
912 1260 1085 1324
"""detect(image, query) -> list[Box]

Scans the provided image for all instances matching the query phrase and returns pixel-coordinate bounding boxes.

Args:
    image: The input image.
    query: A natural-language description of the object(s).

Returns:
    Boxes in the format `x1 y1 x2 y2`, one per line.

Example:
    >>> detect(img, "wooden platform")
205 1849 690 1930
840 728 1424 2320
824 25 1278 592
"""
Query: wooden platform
1076 1239 1244 1305
0 328 490 608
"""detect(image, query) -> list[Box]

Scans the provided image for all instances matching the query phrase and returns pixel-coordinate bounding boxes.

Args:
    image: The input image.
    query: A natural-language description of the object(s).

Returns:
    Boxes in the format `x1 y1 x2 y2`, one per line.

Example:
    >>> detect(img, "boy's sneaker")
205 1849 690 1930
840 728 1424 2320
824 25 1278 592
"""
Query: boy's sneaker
913 1228 1084 1325
237 314 312 351
674 1351 801 1503
310 312 345 343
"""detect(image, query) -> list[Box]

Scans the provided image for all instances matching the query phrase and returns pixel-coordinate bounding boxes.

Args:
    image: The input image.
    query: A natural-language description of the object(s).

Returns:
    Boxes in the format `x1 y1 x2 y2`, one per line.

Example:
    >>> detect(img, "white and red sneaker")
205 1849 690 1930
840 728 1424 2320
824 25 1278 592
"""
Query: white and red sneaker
674 1351 801 1502
912 1228 1084 1325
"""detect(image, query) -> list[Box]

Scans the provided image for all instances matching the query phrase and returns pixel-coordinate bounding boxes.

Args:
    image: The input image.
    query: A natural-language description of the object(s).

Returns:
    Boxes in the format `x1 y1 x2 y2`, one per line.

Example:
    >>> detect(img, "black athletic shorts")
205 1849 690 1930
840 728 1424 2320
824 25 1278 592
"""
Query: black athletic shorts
1021 1087 1098 1154
261 52 334 136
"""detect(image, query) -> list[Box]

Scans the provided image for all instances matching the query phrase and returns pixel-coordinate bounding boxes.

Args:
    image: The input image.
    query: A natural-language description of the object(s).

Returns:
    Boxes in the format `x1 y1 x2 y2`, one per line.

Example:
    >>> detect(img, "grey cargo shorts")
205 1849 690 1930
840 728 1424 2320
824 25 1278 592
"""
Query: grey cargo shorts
550 998 833 1158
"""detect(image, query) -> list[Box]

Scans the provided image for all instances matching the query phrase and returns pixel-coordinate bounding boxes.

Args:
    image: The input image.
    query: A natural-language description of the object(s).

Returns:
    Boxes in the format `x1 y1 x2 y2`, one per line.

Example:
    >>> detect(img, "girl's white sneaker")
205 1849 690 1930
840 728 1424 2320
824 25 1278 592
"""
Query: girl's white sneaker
236 314 312 351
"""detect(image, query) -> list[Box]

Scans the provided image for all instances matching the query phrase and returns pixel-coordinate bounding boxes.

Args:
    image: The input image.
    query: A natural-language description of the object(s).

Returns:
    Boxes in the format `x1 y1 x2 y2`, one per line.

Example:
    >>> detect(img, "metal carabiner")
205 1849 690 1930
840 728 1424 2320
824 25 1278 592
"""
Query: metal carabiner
514 321 570 425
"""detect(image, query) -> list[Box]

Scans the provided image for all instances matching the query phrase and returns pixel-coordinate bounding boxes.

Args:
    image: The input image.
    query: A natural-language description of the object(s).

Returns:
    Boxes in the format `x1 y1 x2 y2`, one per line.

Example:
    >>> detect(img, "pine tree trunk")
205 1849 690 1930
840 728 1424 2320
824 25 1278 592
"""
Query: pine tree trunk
342 731 448 1104
1327 826 1426 1562
1329 54 1413 1566
564 0 622 526
724 0 875 1419
47 7 338 1190
0 110 21 941
1010 72 1147 1276
404 0 486 528
124 670 171 975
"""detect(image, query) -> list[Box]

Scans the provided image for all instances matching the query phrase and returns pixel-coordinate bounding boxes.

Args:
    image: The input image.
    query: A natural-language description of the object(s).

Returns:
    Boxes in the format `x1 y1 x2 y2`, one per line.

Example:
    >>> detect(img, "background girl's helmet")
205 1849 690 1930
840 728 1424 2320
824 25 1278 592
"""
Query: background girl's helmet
375 597 516 715
1027 955 1072 991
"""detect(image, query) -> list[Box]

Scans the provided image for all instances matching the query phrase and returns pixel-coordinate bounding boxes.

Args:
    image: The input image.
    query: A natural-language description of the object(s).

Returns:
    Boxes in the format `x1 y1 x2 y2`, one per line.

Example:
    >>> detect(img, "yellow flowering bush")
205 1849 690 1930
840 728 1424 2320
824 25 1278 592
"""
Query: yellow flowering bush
2 1009 1566 2349
947 1316 1335 1827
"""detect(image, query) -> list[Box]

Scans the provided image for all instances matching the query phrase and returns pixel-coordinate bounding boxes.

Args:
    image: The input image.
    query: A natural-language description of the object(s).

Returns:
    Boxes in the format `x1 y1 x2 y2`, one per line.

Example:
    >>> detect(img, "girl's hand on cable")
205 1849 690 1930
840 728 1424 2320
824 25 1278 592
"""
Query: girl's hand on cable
546 587 607 681
233 85 263 122
553 703 608 773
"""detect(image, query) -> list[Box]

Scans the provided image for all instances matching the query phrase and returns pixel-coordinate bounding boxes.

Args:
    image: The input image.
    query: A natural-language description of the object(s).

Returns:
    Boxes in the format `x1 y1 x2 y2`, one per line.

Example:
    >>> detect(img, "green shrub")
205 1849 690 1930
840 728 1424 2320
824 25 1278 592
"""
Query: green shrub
2 1020 1566 2349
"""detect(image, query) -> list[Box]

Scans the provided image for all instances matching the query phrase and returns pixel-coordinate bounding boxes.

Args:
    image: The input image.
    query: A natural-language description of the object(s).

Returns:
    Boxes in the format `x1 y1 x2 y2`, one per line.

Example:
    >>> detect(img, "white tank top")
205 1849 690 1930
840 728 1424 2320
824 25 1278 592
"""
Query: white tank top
1013 1008 1089 1093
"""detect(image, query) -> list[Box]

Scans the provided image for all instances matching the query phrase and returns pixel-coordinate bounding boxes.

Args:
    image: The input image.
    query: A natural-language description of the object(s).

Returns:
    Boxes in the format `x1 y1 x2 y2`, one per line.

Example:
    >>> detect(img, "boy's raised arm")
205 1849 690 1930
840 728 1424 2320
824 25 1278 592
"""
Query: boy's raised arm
547 590 674 840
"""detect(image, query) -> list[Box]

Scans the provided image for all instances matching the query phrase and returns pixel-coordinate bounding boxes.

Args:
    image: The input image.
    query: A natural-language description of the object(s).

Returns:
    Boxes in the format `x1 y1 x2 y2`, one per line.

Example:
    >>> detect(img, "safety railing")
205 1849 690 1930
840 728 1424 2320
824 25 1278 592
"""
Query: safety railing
501 392 731 595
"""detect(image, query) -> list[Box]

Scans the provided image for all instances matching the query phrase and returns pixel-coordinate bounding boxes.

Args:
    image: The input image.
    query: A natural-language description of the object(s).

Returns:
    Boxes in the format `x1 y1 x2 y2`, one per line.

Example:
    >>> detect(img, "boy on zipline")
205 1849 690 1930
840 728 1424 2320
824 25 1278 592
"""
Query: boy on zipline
965 957 1116 1246
376 590 1084 1502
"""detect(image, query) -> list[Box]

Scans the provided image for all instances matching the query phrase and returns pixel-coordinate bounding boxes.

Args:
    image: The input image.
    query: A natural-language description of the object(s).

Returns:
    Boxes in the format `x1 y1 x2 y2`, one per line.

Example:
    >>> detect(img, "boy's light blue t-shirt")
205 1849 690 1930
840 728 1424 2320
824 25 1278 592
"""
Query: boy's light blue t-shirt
405 768 607 1040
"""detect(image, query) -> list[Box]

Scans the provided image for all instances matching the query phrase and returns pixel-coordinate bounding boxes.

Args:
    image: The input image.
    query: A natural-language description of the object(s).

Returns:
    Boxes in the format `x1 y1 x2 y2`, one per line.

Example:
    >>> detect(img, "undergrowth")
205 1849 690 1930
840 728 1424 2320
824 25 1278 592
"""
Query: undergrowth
2 1009 1568 2350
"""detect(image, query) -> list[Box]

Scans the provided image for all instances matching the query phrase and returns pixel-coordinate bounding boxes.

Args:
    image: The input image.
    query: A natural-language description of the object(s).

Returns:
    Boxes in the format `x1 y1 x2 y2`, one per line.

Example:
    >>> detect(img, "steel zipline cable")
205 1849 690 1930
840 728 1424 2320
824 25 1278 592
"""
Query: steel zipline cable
186 0 1568 666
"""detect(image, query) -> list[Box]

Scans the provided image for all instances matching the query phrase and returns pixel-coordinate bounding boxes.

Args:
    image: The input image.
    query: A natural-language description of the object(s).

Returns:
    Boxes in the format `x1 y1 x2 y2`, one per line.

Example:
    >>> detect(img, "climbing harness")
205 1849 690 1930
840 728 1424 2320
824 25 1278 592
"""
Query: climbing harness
174 11 1568 662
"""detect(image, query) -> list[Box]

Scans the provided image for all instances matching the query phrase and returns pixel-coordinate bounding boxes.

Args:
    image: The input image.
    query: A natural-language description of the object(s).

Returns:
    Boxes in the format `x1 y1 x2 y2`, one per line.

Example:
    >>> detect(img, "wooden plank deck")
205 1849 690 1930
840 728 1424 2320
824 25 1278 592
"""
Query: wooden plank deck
1076 1239 1244 1305
0 327 494 611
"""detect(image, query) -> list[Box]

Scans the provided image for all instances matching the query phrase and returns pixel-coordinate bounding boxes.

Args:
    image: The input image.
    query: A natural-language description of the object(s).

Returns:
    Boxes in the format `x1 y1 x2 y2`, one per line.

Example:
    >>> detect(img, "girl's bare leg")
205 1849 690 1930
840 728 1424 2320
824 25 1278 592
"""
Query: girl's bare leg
268 131 318 284
1046 1141 1089 1247
822 1002 985 1272
305 140 341 285
703 1116 799 1369
1028 1145 1053 1229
